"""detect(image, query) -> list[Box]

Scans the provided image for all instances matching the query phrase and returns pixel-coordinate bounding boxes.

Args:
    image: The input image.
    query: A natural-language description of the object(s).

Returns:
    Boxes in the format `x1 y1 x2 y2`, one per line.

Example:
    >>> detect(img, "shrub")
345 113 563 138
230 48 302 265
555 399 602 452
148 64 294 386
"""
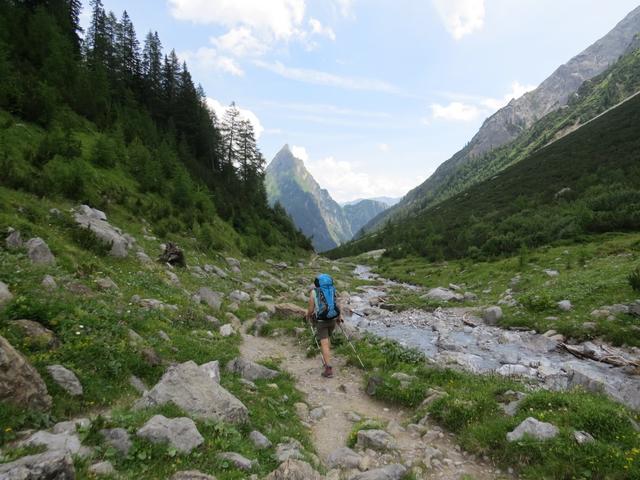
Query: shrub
41 155 94 200
629 265 640 292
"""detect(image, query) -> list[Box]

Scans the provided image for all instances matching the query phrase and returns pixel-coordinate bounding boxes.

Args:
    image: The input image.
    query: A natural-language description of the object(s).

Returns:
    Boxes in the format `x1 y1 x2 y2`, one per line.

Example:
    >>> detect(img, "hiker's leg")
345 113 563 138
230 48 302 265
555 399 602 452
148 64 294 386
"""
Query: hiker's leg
320 337 331 366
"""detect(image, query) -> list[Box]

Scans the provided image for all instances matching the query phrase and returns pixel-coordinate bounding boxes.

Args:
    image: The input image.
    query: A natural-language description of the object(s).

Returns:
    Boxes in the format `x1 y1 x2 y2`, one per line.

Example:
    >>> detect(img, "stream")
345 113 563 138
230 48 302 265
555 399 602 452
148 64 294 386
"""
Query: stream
345 265 640 410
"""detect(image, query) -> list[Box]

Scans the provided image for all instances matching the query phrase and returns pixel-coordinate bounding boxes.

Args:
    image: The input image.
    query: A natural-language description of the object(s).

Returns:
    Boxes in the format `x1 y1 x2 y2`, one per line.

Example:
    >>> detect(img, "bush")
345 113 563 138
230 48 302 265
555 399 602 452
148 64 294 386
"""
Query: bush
41 155 94 200
90 135 119 168
629 265 640 292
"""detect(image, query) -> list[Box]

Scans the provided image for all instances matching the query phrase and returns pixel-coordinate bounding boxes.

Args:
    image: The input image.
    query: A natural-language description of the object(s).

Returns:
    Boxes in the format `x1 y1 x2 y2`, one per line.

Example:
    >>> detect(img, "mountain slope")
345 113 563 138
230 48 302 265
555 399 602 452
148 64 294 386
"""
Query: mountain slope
265 145 352 252
363 6 640 233
328 83 640 260
343 199 388 236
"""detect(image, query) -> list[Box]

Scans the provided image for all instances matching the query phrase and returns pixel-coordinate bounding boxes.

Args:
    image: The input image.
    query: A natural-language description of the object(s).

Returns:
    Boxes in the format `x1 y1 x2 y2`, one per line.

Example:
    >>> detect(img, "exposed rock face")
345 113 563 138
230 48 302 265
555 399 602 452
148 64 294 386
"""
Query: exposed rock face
73 205 134 257
11 320 59 349
46 365 83 396
0 280 13 307
263 459 323 480
0 451 75 479
506 417 559 441
26 237 55 265
349 464 407 480
225 357 279 381
136 415 203 453
0 335 52 410
134 361 249 424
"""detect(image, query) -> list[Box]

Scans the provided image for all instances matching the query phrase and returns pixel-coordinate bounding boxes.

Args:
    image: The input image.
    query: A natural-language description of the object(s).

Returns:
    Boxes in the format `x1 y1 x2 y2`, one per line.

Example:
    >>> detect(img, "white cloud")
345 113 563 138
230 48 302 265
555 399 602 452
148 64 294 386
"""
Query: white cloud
179 47 244 76
168 0 305 40
212 27 269 57
481 81 537 110
377 143 390 152
206 98 264 139
333 0 355 18
255 61 400 94
431 102 481 122
305 155 418 203
309 18 336 41
291 145 309 161
432 0 485 40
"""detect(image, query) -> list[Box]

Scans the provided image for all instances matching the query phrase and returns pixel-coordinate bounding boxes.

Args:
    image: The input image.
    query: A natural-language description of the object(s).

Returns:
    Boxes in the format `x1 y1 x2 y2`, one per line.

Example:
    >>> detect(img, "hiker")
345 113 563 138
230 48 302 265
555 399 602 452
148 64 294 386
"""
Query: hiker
306 273 342 378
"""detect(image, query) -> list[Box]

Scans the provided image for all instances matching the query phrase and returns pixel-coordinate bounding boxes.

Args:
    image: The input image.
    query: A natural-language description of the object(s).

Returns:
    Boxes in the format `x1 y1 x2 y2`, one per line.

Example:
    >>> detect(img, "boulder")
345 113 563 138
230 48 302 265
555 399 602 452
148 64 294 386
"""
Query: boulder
11 320 59 349
0 335 52 410
229 290 251 303
6 229 23 249
159 242 185 267
197 287 223 311
47 365 83 396
51 418 90 435
366 375 384 396
356 429 397 451
506 417 559 442
421 287 463 302
219 324 235 337
226 357 279 381
199 361 220 384
129 375 148 394
165 270 180 286
483 306 503 325
274 303 306 319
74 205 134 257
171 471 217 480
264 459 322 480
88 461 115 476
309 406 326 421
137 415 203 453
326 446 362 469
26 237 55 265
544 269 560 277
225 312 242 330
573 430 595 444
226 257 241 268
274 438 305 462
100 428 132 455
134 361 249 423
95 277 118 290
349 464 407 480
216 452 255 471
249 430 272 450
20 430 86 457
0 451 75 479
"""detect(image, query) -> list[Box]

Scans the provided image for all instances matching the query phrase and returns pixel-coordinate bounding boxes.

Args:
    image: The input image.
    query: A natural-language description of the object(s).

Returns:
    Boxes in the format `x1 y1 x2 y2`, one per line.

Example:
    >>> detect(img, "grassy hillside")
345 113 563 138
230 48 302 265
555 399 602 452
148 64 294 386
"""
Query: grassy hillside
329 86 640 261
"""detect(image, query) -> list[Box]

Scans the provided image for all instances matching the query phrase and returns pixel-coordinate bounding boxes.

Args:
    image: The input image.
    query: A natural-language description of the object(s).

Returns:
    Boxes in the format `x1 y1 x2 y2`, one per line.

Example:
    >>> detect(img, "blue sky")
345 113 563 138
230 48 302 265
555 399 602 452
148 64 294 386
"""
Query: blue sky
86 0 640 202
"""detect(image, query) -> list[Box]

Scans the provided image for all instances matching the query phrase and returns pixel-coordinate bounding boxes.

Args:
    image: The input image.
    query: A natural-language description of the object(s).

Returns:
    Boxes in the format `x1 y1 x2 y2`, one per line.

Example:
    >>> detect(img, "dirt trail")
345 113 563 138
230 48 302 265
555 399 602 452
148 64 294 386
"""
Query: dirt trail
240 333 508 479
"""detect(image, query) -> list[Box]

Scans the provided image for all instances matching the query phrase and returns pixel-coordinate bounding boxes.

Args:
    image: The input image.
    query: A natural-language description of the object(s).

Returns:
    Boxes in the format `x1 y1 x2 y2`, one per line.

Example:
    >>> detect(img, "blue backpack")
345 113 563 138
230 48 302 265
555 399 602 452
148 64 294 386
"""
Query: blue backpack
313 274 340 321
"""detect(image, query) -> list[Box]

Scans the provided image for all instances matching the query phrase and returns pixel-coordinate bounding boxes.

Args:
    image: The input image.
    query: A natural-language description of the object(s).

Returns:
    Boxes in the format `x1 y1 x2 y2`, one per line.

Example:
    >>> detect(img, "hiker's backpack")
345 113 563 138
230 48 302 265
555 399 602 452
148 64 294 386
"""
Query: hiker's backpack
313 274 340 320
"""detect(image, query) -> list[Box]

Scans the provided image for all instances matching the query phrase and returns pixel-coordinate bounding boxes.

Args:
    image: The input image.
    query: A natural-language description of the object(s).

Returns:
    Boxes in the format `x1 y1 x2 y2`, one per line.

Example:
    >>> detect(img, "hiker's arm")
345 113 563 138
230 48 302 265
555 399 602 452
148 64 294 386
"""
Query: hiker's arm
306 292 314 322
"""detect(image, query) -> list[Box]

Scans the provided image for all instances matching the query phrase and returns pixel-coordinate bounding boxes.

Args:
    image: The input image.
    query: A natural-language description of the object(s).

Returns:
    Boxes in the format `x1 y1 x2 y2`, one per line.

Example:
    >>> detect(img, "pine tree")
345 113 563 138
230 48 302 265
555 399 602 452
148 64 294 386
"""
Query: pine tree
116 11 140 83
219 103 242 171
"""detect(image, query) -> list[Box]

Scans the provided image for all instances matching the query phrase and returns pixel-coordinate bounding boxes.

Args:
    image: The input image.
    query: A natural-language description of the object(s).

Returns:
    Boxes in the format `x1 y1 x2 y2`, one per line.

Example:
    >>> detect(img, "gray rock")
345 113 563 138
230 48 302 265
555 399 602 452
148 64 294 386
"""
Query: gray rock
158 330 171 342
197 287 223 311
422 287 463 302
264 459 323 480
0 335 52 411
544 269 560 278
216 452 255 471
219 324 235 337
226 257 241 268
349 464 407 480
0 281 12 308
506 417 559 442
275 439 305 462
88 461 115 476
0 451 75 479
41 275 57 290
483 306 503 325
356 429 397 451
199 360 220 384
326 446 361 469
346 411 361 422
6 229 23 249
294 402 309 421
558 300 572 311
309 406 326 421
129 375 148 394
134 361 249 423
212 266 228 278
100 428 132 455
51 418 90 434
26 237 55 265
249 430 272 449
136 415 204 453
226 357 279 381
273 303 306 319
573 430 595 444
74 205 133 257
20 430 85 456
95 277 118 290
225 312 242 330
171 471 218 480
11 320 59 349
229 290 251 303
366 375 383 396
165 270 180 286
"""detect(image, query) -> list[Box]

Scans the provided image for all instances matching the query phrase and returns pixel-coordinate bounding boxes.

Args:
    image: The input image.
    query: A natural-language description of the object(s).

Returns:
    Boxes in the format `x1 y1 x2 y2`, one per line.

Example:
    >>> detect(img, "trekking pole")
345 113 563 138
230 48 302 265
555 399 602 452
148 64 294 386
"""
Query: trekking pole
305 316 326 367
337 323 366 369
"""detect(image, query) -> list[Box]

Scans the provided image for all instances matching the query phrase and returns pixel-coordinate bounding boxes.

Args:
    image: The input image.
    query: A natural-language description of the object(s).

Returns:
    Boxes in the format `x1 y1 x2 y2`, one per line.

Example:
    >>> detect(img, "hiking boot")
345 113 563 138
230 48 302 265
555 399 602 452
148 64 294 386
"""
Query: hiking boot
321 365 334 378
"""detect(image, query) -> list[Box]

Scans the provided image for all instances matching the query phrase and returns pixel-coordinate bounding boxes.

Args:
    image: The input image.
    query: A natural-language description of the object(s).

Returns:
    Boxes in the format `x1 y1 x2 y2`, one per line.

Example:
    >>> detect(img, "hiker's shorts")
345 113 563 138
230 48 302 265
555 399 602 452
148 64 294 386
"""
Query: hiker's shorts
314 319 336 340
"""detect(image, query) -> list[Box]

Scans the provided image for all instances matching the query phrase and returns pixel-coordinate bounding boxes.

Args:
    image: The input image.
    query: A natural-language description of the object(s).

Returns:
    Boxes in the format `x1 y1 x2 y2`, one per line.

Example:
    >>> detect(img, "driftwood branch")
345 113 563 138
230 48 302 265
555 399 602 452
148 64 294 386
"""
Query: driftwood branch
559 342 640 370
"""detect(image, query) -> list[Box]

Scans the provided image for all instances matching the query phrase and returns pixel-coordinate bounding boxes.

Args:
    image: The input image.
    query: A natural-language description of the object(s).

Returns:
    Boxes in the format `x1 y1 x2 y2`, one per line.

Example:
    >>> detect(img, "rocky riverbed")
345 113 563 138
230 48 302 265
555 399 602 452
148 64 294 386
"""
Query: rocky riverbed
345 266 640 410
